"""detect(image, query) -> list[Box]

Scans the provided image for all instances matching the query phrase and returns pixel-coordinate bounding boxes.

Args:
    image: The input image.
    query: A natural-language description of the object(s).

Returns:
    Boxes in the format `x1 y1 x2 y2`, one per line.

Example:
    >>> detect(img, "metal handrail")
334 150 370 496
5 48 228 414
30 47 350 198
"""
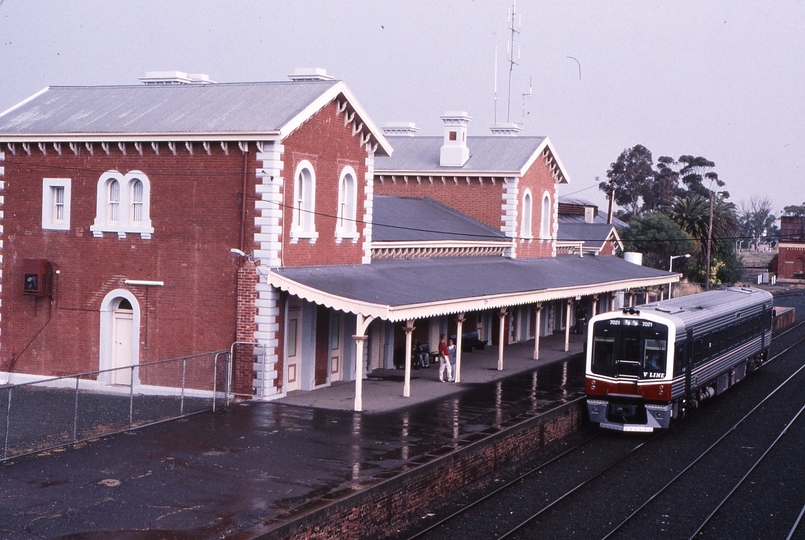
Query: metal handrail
1 349 231 463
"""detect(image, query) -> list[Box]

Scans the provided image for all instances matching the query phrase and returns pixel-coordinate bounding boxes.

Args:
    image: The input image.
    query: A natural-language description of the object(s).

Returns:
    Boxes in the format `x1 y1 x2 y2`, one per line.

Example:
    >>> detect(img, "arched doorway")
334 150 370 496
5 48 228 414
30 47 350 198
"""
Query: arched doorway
99 290 141 386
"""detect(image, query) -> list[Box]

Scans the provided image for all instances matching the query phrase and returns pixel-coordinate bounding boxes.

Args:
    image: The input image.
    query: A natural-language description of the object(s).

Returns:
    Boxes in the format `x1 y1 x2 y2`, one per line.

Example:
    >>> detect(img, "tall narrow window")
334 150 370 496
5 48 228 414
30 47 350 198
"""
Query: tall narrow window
540 192 551 239
108 179 120 224
130 179 143 224
335 166 358 242
53 186 65 223
291 160 317 242
42 178 71 231
521 189 533 239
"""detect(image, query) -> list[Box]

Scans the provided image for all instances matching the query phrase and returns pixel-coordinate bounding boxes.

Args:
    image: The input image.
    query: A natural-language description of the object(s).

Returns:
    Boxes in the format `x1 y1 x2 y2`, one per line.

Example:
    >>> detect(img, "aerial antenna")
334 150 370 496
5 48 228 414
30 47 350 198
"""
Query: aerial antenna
521 76 532 121
493 47 498 125
506 0 520 123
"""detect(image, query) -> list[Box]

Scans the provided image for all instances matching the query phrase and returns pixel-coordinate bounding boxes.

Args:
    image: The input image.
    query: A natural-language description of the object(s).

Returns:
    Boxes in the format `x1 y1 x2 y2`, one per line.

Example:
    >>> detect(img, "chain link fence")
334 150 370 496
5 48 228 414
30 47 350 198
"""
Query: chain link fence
1 350 230 462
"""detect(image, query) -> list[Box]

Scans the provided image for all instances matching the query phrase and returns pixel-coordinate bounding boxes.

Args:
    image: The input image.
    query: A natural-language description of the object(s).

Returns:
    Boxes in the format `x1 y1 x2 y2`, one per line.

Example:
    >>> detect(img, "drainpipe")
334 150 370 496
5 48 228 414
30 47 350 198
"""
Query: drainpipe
239 149 249 257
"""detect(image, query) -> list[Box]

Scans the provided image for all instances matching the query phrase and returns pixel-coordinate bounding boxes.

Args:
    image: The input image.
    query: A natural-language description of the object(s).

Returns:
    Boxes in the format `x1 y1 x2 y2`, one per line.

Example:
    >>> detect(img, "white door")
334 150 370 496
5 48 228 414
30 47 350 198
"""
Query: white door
287 306 302 392
111 303 134 385
330 313 343 382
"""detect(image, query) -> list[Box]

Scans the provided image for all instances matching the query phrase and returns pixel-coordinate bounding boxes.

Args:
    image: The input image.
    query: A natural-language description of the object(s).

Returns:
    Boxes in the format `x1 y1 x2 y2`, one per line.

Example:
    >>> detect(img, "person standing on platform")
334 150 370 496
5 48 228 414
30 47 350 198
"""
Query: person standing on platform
448 338 457 374
438 334 453 382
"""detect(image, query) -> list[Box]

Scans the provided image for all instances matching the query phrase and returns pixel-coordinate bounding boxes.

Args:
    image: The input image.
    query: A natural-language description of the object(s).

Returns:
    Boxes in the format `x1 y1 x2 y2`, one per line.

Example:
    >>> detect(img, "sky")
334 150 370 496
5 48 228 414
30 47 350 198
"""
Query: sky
1 0 803 215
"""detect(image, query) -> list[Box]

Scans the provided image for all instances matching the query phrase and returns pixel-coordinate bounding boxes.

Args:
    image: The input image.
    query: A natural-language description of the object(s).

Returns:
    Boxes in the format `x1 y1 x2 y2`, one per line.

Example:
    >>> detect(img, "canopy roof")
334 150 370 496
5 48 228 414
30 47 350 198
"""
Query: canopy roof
268 255 677 322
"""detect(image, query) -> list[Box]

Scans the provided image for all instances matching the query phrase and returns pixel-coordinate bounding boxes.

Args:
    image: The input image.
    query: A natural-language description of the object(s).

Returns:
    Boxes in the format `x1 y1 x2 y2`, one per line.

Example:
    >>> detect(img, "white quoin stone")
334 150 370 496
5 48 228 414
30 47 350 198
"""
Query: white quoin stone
439 111 472 167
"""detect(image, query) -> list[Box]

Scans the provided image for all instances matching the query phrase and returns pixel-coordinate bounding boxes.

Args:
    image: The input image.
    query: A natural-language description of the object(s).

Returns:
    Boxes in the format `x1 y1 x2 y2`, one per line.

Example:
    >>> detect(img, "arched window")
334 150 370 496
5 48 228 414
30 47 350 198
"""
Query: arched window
291 160 317 242
521 189 533 239
540 192 552 239
91 170 154 239
130 179 144 224
108 179 120 224
336 166 359 242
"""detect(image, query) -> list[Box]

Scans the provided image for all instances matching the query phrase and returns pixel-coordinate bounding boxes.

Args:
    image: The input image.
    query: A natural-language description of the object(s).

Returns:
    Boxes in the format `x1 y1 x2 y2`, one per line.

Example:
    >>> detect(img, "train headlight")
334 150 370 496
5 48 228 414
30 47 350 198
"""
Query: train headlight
659 385 664 395
590 380 596 390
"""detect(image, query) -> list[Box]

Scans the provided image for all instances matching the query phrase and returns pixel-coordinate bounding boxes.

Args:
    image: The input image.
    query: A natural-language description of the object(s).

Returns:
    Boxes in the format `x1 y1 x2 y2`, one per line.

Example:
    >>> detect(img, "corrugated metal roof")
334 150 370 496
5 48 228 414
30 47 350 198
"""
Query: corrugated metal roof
0 81 338 135
557 223 617 246
631 287 773 336
372 196 506 242
374 135 547 174
270 255 674 313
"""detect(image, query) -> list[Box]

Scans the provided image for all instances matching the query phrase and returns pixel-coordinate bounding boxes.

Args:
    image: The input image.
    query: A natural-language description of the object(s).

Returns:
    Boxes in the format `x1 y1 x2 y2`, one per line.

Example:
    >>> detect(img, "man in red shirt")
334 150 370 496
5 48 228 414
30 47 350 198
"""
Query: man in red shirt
438 333 453 383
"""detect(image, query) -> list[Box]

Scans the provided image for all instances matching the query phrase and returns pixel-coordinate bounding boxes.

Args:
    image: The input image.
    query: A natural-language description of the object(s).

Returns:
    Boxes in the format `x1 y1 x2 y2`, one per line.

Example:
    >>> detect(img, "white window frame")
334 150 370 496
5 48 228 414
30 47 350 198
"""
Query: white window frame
335 166 359 243
42 178 71 231
91 170 154 239
290 160 318 243
520 189 533 240
540 192 552 240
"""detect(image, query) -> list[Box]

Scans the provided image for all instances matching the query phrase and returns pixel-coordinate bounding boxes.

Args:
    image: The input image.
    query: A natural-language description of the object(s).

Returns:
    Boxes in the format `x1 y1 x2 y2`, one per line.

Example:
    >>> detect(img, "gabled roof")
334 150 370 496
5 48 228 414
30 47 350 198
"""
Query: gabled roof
268 255 676 322
372 196 506 243
557 223 623 251
0 80 392 155
374 135 568 182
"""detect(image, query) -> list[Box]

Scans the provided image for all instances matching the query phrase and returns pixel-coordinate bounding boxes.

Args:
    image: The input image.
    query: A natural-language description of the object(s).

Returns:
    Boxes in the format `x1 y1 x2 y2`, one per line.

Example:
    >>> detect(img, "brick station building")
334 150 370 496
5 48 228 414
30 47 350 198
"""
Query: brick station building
0 71 677 409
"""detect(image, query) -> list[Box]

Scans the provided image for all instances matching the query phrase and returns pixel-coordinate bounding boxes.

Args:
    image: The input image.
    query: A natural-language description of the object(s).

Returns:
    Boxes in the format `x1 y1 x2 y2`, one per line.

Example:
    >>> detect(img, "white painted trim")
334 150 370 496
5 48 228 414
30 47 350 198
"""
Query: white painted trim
98 289 142 387
41 177 71 231
267 270 678 323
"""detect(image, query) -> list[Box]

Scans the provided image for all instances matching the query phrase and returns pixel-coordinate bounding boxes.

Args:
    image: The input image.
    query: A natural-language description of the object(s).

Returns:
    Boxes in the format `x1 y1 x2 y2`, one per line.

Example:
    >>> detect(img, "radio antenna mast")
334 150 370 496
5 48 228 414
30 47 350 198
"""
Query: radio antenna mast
506 0 520 123
493 47 498 125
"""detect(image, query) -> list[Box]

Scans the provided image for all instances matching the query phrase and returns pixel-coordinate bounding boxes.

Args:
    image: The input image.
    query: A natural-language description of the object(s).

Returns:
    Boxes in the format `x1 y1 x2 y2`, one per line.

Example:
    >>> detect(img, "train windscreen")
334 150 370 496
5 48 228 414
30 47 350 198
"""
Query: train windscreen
591 319 668 379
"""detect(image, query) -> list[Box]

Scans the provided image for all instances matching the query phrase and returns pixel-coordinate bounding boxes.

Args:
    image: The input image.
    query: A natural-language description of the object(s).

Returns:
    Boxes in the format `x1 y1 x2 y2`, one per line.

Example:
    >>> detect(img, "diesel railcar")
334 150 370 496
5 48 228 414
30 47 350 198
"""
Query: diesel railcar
585 287 773 432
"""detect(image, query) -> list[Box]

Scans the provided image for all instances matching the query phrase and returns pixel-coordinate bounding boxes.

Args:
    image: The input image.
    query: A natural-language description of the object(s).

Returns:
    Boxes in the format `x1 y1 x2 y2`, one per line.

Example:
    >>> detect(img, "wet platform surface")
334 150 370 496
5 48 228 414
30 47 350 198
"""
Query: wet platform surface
0 333 586 539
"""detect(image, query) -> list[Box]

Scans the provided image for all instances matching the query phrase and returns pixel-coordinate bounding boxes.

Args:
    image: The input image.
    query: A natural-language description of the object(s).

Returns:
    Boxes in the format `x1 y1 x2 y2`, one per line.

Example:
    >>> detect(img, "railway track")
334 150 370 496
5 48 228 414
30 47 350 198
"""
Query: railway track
398 319 805 540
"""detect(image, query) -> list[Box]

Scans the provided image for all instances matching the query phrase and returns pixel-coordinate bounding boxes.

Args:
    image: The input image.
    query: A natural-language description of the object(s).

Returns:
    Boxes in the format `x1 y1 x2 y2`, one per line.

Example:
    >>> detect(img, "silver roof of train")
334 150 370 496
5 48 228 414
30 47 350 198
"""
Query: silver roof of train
599 287 774 337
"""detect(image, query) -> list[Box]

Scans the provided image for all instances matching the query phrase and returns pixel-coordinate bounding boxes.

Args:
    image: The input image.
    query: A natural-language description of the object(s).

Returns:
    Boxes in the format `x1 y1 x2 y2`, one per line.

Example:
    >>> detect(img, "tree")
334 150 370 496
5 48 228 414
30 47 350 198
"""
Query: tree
618 213 693 272
738 196 777 250
678 155 725 198
670 194 740 285
782 202 805 217
643 156 683 214
599 145 655 218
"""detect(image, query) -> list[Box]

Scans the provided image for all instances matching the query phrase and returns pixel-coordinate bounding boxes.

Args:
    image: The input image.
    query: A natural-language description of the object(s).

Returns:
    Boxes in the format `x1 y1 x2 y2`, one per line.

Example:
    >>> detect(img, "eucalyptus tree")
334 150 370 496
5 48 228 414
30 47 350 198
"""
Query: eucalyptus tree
738 196 777 250
599 144 655 218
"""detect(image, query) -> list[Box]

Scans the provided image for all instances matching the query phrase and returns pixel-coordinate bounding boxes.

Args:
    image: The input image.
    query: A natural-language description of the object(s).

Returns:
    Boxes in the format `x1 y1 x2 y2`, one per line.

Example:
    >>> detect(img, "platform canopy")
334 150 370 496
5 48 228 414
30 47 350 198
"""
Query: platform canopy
267 255 678 323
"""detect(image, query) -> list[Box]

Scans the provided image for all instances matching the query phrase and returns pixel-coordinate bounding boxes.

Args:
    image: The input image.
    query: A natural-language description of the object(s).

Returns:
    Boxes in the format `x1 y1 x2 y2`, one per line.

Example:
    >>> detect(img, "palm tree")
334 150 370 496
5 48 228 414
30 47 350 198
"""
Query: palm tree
671 195 709 254
670 195 739 285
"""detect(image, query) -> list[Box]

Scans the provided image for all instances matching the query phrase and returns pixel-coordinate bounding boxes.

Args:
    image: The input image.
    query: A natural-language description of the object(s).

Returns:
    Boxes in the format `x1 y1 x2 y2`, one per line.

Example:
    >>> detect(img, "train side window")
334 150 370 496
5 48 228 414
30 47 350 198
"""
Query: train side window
693 338 703 364
674 344 685 376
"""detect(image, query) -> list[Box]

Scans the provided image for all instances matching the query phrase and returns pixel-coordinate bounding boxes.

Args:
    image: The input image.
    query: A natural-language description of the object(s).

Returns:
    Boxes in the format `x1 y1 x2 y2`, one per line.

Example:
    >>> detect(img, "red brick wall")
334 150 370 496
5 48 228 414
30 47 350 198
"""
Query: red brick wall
373 177 504 230
252 399 585 540
373 150 559 260
234 263 258 395
514 155 556 259
777 245 805 280
1 143 249 377
281 100 369 267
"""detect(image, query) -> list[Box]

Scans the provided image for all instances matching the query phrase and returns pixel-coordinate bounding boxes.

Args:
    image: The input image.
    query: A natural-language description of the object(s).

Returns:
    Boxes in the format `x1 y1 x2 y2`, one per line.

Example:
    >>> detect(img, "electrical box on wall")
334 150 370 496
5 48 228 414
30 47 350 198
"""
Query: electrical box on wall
23 259 53 297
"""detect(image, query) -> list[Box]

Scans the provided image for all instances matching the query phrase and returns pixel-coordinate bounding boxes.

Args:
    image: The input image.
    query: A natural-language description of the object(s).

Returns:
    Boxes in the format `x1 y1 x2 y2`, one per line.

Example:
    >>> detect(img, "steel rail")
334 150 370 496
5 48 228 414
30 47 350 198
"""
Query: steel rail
688 400 805 539
598 330 805 540
402 431 604 540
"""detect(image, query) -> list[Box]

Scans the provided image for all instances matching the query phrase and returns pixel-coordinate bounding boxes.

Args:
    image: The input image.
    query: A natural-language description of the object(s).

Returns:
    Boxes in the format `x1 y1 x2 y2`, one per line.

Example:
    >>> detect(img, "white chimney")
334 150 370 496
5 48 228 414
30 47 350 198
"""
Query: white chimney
288 67 333 81
382 122 419 137
439 111 472 167
140 71 215 85
489 122 523 136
